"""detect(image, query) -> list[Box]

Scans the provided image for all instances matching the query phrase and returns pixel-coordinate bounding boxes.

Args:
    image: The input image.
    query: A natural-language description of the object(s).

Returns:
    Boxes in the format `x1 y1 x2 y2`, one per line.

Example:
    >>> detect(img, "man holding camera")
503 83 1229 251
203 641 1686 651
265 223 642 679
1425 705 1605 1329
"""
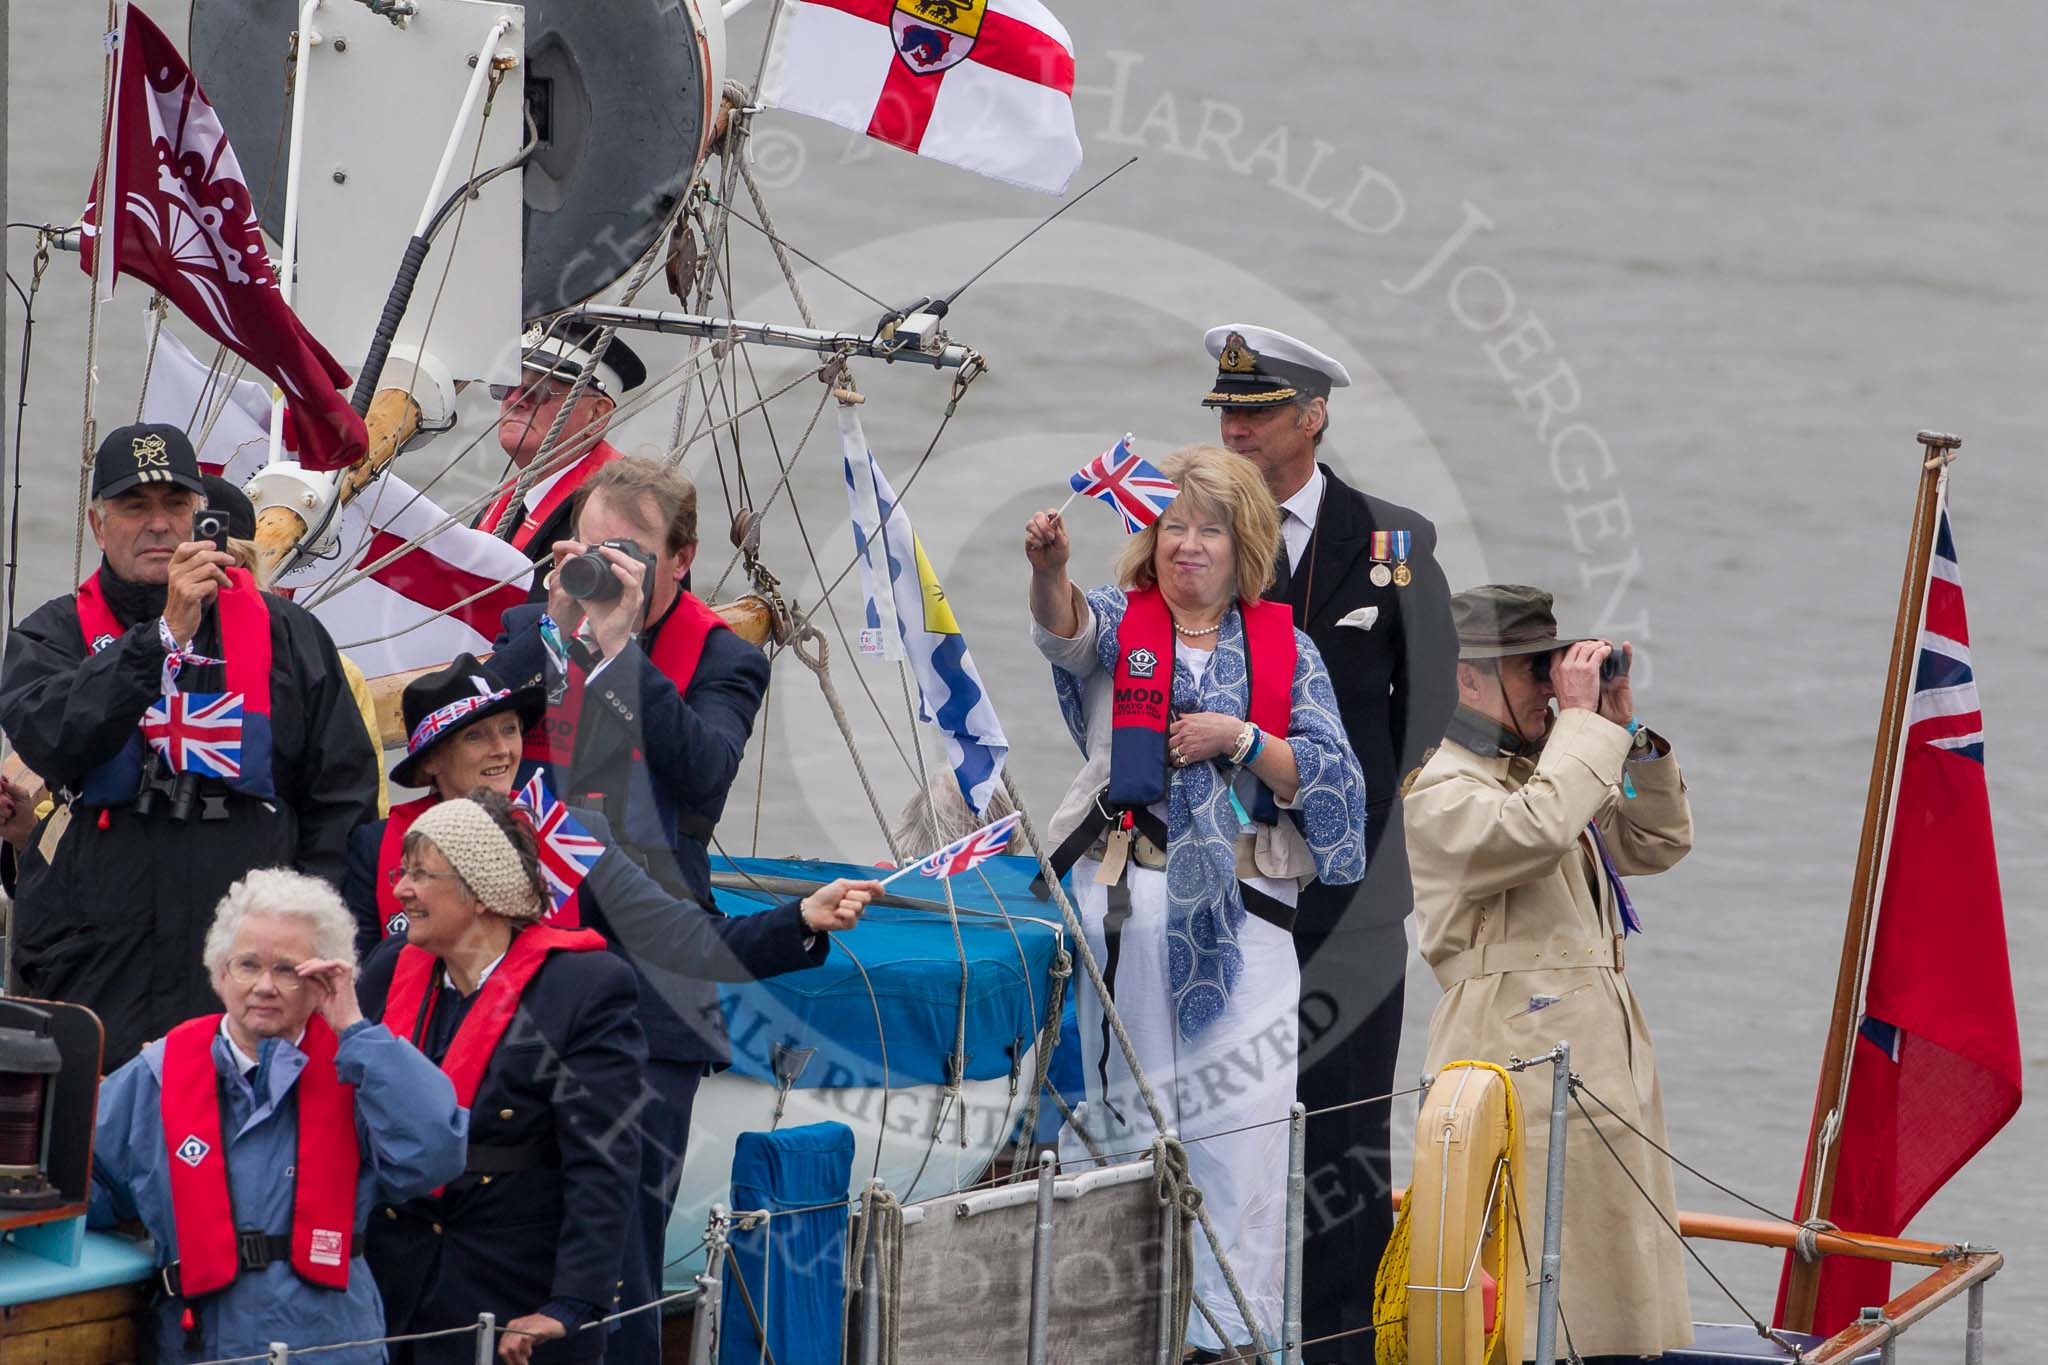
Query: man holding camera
489 455 768 1363
0 423 377 1065
1405 584 1694 1360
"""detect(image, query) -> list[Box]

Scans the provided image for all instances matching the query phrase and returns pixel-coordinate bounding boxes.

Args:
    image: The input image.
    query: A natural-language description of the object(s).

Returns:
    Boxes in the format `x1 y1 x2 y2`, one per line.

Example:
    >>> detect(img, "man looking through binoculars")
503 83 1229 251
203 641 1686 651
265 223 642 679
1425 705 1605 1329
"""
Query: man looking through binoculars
1403 583 1697 1360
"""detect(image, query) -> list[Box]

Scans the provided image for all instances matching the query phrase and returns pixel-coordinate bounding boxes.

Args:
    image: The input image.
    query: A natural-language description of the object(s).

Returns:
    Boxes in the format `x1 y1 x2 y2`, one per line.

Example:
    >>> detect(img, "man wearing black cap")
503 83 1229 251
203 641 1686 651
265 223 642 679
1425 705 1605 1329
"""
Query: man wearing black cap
0 423 379 1065
479 322 649 566
1203 324 1459 1362
1406 585 1693 1359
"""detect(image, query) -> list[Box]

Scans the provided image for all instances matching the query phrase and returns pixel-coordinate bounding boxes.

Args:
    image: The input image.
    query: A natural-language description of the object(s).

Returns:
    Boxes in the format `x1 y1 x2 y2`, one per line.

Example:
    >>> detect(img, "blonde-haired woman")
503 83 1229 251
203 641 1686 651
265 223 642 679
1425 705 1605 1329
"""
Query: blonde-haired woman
1025 443 1368 1360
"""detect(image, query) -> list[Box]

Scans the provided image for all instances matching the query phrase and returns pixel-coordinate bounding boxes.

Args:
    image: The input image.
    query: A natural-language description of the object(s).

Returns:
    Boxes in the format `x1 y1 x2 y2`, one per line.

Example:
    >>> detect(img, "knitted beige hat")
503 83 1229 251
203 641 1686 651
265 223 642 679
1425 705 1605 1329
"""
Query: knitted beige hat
409 798 546 923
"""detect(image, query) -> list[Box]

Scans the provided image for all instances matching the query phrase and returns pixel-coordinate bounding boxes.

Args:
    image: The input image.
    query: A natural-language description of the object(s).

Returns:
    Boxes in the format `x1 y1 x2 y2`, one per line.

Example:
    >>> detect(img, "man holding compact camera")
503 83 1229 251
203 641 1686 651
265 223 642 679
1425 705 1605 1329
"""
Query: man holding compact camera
1405 584 1695 1360
0 423 377 1064
489 454 769 1364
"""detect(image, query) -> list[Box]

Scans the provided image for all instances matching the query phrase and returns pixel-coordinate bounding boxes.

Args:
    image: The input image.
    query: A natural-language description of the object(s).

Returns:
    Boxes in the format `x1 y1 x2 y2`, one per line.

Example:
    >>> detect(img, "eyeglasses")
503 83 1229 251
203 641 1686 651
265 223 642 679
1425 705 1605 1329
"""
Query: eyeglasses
387 865 465 889
488 380 573 404
224 956 307 992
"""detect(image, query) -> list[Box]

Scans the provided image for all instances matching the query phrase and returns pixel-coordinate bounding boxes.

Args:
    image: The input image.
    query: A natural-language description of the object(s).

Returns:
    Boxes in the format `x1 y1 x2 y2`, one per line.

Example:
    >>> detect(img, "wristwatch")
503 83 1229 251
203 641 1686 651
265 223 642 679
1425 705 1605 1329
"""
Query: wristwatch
1628 720 1654 753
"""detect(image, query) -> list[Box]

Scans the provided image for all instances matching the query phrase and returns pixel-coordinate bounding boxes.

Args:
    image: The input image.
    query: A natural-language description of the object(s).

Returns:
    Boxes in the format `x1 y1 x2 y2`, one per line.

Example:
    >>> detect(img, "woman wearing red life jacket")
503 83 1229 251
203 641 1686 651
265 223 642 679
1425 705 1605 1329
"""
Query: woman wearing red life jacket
88 868 468 1365
356 790 874 1364
1024 444 1369 1362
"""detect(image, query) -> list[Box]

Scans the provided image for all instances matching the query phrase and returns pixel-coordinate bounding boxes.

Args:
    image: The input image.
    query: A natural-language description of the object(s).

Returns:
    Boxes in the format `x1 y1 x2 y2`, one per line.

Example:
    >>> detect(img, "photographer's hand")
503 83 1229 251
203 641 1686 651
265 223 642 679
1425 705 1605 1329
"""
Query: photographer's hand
544 540 590 635
1598 642 1635 727
1551 640 1610 713
585 546 647 661
162 541 233 645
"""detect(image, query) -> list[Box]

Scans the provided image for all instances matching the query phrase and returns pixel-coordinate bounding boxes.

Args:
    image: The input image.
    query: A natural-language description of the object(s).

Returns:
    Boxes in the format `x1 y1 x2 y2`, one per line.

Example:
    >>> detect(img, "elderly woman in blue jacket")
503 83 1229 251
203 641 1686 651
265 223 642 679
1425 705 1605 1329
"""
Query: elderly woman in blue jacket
90 868 468 1365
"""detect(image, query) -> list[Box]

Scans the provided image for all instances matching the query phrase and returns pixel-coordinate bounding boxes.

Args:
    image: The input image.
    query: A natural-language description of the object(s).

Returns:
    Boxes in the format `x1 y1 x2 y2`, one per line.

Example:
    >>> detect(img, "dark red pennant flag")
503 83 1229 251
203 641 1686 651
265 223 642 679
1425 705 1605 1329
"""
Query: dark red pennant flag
1775 487 2021 1336
80 4 367 472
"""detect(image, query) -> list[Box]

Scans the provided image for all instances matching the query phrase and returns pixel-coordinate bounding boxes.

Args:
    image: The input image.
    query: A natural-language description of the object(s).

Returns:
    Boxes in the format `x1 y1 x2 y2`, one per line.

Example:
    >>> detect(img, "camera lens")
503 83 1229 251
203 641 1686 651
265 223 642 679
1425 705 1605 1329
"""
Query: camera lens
559 549 621 603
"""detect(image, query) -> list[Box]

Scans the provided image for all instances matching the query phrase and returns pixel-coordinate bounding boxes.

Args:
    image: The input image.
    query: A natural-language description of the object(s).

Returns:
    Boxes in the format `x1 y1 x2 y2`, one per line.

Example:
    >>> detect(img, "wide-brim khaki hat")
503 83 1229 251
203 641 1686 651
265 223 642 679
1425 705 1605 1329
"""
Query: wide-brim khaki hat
1452 584 1591 660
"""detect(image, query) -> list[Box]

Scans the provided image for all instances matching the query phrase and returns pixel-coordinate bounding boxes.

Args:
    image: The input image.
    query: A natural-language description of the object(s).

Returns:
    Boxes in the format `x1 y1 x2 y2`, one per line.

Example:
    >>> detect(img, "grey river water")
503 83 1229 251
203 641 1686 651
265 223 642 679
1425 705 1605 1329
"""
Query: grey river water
6 2 2044 1357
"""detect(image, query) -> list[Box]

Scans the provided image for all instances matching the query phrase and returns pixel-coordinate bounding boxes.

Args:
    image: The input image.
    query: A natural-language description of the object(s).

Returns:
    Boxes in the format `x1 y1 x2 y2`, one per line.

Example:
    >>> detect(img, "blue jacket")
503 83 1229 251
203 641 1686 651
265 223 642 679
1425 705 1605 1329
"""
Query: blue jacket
358 938 645 1363
342 809 828 1063
89 1021 468 1365
491 598 769 902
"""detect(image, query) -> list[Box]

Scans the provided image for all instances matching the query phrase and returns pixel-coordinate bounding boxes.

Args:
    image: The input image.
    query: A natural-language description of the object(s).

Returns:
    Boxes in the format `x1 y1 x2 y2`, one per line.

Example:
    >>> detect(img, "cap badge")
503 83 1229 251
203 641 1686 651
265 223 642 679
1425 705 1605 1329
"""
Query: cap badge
1125 646 1158 679
1219 332 1258 375
132 432 169 468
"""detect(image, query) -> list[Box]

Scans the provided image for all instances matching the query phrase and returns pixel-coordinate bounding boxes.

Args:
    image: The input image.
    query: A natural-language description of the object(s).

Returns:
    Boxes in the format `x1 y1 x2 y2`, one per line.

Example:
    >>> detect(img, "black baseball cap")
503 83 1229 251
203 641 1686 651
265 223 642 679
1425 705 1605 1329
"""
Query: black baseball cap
92 423 204 500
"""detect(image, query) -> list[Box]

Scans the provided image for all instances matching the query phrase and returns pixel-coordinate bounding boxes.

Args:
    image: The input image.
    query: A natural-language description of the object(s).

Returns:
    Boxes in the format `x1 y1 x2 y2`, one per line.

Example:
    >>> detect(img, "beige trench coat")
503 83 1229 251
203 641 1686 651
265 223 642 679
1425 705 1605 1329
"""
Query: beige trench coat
1406 707 1695 1359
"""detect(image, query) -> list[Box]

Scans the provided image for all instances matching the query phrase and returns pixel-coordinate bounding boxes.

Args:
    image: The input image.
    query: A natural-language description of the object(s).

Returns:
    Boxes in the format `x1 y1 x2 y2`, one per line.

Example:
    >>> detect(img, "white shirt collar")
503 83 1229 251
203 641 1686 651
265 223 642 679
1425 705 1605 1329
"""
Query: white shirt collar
472 950 509 991
1278 466 1325 529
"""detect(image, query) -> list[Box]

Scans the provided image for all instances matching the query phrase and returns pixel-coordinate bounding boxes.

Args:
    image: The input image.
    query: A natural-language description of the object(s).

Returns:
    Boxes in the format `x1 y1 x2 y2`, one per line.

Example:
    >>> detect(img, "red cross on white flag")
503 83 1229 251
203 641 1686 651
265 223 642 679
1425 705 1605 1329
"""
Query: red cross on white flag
761 0 1082 194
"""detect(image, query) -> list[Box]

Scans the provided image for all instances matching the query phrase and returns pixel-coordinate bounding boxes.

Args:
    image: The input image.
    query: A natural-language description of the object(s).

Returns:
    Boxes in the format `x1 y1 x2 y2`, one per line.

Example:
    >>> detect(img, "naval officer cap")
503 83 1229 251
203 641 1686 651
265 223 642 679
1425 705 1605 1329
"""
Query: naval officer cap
518 320 648 400
91 422 205 501
1201 324 1353 408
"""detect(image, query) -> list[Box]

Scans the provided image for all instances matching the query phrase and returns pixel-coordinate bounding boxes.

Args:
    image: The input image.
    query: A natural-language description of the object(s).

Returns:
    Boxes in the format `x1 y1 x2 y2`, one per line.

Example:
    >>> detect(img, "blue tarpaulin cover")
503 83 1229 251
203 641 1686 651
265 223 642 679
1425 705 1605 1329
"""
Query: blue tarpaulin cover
719 1122 855 1364
711 854 1065 1090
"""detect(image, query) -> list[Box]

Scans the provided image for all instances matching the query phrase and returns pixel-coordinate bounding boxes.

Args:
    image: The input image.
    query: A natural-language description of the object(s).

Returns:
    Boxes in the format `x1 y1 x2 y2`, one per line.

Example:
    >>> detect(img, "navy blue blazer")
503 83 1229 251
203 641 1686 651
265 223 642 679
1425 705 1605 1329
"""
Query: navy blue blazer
491 599 770 903
343 808 828 1065
1274 465 1459 936
359 938 644 1364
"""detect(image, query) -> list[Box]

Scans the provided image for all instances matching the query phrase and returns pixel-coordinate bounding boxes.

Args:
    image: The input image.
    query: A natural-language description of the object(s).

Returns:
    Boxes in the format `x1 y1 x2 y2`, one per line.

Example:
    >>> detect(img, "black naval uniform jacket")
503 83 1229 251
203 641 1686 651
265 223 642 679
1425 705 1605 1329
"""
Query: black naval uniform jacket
358 936 645 1364
0 566 378 1064
1272 464 1458 935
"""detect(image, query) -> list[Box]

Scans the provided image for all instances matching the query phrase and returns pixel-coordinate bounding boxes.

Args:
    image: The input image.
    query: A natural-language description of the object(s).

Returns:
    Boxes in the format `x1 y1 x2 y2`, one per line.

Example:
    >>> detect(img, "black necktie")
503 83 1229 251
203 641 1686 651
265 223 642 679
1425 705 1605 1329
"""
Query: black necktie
1266 540 1292 602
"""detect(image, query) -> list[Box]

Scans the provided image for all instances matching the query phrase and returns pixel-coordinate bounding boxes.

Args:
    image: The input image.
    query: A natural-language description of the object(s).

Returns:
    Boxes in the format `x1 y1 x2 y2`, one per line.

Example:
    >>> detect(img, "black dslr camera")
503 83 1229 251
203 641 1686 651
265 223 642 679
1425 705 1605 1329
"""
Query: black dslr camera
1531 643 1630 684
559 537 656 605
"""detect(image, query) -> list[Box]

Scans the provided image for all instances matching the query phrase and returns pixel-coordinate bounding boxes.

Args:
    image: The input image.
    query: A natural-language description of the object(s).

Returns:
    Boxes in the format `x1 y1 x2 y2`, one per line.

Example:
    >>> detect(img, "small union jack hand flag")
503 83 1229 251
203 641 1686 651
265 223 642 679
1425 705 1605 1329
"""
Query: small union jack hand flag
1067 437 1178 534
881 813 1023 888
141 691 245 779
515 771 605 915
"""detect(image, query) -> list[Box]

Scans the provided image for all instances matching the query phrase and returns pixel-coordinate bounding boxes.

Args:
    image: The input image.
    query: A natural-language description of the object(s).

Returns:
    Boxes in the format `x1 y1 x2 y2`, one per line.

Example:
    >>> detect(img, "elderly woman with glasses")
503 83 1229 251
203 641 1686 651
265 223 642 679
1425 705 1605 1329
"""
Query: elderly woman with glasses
88 869 467 1365
1024 443 1368 1361
357 788 876 1364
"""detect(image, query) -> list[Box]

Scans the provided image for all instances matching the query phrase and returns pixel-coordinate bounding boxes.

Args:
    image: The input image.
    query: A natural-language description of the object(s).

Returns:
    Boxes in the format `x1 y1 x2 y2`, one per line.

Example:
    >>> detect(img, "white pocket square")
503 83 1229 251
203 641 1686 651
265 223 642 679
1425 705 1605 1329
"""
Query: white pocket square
1338 606 1380 631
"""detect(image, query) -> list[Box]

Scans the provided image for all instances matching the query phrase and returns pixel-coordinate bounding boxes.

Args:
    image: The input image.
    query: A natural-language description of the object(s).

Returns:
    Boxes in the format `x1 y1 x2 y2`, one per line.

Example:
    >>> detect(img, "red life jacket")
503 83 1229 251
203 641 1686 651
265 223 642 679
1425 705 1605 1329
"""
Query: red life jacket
477 441 622 554
381 924 607 1108
73 567 277 804
376 794 584 935
523 590 730 772
158 1014 359 1296
1107 585 1294 809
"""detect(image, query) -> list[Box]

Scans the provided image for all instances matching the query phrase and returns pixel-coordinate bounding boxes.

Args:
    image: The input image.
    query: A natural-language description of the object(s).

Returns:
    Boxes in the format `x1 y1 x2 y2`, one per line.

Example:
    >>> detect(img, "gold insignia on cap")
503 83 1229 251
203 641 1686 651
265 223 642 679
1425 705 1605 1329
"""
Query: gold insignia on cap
133 433 169 467
1219 332 1258 375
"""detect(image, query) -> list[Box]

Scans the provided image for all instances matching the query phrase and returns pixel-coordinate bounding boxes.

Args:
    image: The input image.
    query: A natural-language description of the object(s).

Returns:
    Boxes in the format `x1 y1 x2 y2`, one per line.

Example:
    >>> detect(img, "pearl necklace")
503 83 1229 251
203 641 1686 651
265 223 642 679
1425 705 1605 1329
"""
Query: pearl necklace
1172 615 1223 638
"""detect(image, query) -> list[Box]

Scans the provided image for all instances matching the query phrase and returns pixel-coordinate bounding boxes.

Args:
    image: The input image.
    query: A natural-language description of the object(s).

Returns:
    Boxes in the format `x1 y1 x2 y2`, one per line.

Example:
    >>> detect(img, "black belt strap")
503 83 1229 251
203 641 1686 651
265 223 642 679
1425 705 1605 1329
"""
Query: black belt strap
1034 790 1296 933
464 1140 555 1175
160 1231 294 1298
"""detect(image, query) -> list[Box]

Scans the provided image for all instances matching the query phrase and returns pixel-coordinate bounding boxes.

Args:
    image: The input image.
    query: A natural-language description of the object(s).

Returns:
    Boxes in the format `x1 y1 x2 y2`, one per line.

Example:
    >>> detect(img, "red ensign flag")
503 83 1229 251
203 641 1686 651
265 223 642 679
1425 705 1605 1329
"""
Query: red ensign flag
1776 484 2021 1335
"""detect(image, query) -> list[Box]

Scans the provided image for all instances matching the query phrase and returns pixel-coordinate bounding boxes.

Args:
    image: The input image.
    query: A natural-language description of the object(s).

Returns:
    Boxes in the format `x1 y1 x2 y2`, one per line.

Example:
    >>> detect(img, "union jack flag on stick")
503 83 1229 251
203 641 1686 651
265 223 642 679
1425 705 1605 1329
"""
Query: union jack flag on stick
141 692 245 779
515 771 605 926
1056 436 1177 533
880 812 1022 886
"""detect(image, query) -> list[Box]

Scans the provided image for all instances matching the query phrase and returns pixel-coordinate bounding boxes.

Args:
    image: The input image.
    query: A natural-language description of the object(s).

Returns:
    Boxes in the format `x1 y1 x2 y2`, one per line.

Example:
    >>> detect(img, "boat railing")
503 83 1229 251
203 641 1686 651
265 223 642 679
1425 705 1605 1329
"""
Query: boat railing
1676 1211 2000 1365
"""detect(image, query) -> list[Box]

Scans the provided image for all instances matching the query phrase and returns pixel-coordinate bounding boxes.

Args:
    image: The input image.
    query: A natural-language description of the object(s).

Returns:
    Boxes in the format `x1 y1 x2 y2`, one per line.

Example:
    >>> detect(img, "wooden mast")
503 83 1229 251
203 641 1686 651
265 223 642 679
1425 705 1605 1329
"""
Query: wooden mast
1779 430 1956 1331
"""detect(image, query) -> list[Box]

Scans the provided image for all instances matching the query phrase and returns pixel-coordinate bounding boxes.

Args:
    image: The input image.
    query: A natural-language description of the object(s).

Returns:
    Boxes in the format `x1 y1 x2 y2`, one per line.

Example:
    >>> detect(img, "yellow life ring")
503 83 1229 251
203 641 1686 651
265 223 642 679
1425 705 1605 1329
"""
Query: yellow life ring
1374 1061 1527 1365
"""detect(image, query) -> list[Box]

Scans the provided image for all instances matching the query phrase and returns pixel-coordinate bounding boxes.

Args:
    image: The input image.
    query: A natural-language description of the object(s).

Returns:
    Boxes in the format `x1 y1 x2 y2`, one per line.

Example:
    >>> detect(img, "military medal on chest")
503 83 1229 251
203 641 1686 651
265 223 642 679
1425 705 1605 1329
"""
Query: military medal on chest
1369 529 1412 588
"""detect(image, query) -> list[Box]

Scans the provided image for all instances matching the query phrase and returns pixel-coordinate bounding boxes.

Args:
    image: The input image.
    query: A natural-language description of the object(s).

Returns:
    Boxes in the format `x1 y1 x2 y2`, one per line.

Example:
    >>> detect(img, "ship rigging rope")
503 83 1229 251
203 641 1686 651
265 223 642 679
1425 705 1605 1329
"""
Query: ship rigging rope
4 232 53 635
1567 1083 1809 1360
998 769 1275 1362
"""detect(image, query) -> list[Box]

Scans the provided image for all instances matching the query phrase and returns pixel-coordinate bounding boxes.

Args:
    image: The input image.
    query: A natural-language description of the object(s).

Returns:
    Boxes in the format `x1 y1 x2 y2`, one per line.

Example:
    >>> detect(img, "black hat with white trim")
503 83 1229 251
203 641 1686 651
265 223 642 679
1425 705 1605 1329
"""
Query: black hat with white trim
91 423 206 500
516 320 647 399
1200 324 1353 408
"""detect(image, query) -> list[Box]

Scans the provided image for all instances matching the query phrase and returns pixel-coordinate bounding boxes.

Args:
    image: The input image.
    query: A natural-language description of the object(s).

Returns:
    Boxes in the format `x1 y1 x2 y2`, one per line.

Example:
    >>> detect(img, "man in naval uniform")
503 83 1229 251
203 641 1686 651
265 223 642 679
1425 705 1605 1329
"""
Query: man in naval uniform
1204 325 1458 1362
479 321 649 584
